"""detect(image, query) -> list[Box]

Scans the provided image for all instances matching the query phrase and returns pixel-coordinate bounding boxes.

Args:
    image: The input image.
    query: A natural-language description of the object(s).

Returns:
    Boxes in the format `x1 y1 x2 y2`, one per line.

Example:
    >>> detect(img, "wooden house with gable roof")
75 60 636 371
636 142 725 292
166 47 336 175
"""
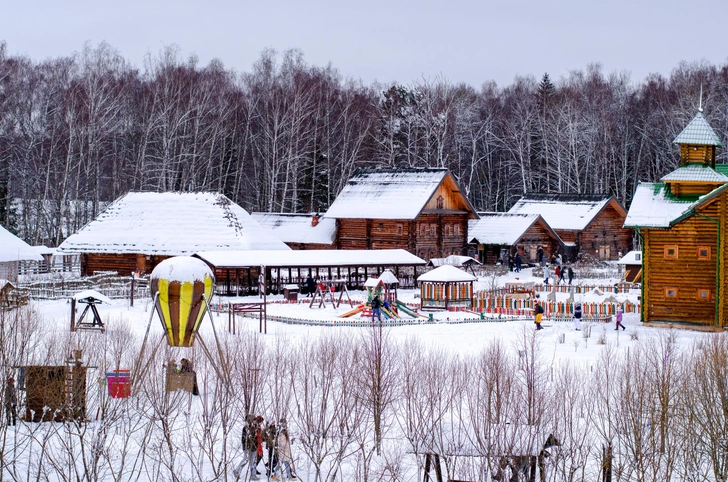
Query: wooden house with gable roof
508 193 632 261
58 192 290 276
468 213 563 265
625 109 728 327
324 168 478 260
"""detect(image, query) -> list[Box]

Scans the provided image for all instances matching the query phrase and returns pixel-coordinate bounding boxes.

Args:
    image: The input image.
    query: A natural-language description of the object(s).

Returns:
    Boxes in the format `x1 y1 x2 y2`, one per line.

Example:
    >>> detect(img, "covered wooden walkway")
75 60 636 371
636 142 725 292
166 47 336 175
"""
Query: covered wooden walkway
194 249 427 296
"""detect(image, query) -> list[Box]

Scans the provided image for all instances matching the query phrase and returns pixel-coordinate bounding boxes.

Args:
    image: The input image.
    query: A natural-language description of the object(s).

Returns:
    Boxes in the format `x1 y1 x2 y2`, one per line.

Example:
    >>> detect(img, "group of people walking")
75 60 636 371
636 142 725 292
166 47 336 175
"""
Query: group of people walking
534 300 626 332
235 414 297 481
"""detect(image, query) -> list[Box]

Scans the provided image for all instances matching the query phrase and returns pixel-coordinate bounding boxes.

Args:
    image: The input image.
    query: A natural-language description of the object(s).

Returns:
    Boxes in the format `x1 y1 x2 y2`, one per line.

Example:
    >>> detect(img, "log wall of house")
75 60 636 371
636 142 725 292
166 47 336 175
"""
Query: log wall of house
643 202 721 325
82 253 168 276
579 204 632 260
517 221 561 263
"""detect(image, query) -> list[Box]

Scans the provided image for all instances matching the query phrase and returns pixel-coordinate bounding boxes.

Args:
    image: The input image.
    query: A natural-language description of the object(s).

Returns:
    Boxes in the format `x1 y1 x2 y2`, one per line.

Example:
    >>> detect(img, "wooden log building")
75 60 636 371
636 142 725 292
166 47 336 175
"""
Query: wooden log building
508 193 632 261
324 168 478 260
250 212 336 250
468 212 563 265
625 110 728 327
57 192 290 276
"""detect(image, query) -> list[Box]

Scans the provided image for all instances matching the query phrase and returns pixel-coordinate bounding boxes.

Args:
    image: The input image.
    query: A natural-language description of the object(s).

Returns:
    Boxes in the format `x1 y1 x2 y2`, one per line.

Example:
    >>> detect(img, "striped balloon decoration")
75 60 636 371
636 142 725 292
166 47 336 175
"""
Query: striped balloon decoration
150 257 215 347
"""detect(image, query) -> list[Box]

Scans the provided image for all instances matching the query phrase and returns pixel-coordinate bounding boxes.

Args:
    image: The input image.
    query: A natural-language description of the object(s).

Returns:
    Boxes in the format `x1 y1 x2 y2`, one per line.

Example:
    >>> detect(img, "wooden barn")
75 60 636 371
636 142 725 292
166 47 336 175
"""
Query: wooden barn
625 110 728 327
57 192 290 276
250 212 336 250
0 224 44 281
468 213 563 265
508 193 632 261
324 168 478 260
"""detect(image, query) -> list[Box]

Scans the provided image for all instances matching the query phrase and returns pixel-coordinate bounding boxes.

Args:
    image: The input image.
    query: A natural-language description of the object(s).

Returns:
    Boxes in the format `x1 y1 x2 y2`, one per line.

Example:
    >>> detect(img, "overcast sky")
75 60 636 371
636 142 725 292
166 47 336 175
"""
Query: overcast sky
2 0 727 88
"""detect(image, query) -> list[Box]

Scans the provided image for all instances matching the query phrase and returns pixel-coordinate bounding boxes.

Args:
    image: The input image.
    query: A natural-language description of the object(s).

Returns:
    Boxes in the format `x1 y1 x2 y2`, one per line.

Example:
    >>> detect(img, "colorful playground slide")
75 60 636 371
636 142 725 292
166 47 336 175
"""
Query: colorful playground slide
394 300 429 318
339 303 366 318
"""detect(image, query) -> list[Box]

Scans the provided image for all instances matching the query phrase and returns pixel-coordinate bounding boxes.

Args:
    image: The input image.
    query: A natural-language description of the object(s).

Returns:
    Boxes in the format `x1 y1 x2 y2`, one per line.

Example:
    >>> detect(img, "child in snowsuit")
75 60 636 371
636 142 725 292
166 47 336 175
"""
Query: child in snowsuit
615 306 626 331
534 300 545 330
573 302 582 331
371 295 382 322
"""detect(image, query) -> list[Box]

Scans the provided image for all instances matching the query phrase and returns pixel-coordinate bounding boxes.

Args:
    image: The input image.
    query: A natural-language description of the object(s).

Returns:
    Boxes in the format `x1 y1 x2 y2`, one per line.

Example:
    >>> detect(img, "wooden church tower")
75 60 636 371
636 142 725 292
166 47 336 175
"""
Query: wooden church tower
625 105 728 327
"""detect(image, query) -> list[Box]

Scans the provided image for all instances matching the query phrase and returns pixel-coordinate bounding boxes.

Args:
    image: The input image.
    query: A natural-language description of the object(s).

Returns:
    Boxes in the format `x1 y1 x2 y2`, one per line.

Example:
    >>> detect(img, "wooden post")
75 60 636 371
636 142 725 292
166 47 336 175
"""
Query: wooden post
70 298 76 332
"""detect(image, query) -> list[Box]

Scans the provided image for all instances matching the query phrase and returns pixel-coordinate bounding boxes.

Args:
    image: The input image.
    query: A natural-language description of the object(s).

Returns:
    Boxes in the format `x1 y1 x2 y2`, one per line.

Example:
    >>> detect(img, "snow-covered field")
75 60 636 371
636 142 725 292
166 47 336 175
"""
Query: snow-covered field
1 267 721 481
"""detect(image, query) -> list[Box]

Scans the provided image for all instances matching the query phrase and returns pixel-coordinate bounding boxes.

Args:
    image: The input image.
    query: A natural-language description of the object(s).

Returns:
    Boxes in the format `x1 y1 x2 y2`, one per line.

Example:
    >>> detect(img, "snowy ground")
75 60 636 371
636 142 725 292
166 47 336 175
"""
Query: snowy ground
10 266 714 481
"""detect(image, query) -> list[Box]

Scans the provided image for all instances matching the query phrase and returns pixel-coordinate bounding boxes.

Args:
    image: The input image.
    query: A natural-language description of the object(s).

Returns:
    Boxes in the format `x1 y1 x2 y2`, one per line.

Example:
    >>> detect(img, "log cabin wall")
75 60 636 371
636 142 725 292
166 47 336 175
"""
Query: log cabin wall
579 203 632 260
82 253 168 276
414 213 469 260
679 144 716 165
516 221 560 263
643 211 719 325
336 218 369 249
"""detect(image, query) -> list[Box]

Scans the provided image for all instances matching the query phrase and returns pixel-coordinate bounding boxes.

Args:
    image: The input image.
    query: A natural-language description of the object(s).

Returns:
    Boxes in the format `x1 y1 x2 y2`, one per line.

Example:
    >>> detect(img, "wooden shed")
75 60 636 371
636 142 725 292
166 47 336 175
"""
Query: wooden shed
57 192 290 276
508 194 632 261
24 357 87 422
0 224 44 281
617 250 642 282
324 168 478 260
468 212 563 265
625 110 728 327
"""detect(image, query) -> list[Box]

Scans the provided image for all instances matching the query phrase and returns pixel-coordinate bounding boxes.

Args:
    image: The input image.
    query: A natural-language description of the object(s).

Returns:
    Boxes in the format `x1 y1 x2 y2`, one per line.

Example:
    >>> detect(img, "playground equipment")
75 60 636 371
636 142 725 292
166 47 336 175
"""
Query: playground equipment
339 269 427 319
309 279 353 309
70 290 111 332
134 256 226 394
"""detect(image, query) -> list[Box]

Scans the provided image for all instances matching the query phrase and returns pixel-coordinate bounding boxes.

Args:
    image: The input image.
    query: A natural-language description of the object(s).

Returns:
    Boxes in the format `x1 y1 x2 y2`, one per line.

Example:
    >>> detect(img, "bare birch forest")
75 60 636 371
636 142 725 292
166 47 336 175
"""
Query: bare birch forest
1 41 727 245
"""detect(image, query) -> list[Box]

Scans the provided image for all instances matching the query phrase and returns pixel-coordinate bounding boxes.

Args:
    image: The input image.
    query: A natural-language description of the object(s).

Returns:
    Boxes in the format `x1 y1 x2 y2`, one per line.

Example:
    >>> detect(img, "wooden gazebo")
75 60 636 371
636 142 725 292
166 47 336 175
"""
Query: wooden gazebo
418 265 476 310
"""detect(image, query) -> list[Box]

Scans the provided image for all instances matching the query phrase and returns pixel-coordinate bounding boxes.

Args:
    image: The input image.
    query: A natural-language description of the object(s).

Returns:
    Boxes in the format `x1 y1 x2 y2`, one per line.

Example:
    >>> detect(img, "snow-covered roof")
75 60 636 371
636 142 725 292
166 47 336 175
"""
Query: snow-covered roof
418 265 476 282
0 224 44 262
673 111 723 146
324 168 473 220
72 289 113 304
660 164 728 183
508 194 620 231
195 249 426 268
250 213 335 245
617 250 642 265
623 183 698 228
378 269 399 284
428 255 481 268
58 192 290 255
469 212 561 245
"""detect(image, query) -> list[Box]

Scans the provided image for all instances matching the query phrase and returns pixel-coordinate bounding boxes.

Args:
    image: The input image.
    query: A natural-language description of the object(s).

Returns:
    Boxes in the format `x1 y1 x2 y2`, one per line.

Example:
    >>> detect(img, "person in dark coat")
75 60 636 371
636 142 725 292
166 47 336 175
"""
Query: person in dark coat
235 415 261 480
514 253 522 272
371 295 382 322
305 274 315 297
264 420 279 476
508 254 514 272
567 266 574 285
4 377 17 426
537 246 544 266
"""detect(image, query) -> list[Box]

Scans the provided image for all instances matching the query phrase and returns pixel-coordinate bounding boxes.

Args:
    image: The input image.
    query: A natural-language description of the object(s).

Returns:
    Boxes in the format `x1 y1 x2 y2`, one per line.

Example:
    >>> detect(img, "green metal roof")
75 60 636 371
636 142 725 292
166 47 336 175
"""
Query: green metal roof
673 111 723 146
660 164 728 183
715 164 728 176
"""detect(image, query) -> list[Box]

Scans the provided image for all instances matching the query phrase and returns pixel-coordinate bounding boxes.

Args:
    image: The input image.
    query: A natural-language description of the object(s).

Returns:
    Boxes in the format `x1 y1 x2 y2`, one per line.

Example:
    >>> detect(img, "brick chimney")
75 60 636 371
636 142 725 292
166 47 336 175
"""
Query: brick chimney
311 213 320 227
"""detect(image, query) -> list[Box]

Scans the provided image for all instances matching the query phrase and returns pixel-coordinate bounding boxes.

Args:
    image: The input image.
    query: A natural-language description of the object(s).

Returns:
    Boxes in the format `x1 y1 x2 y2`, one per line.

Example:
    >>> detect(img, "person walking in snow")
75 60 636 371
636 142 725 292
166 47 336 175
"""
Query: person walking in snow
515 253 522 272
534 299 545 330
371 295 382 323
264 420 279 476
305 274 315 297
273 418 297 481
537 246 544 266
615 305 626 331
543 265 551 285
573 302 582 331
4 377 17 426
567 266 574 285
554 266 561 284
235 415 261 480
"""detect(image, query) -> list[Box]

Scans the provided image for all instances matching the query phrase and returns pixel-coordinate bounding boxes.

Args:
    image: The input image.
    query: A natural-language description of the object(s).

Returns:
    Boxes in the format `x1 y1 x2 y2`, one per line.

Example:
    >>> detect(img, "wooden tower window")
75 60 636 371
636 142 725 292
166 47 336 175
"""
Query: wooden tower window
396 224 403 235
665 287 678 298
437 195 444 209
697 288 711 300
663 245 679 259
697 246 711 260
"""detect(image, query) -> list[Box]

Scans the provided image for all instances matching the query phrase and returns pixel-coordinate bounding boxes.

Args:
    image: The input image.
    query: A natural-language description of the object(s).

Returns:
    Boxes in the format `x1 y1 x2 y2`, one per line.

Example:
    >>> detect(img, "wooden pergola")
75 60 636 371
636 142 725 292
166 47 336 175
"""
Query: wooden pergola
194 249 427 296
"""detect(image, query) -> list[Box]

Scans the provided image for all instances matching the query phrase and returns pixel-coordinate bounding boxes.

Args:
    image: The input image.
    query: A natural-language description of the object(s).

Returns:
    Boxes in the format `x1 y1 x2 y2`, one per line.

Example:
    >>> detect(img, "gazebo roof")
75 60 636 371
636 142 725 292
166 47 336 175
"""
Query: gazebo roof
673 111 723 146
418 265 476 282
